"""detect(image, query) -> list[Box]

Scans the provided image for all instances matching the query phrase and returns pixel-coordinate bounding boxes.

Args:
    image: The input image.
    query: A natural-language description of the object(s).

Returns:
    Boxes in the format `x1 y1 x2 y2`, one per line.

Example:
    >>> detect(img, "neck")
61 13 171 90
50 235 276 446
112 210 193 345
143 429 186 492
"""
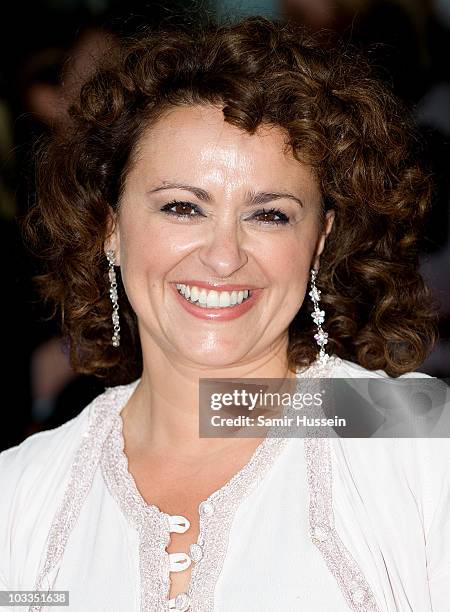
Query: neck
121 333 296 460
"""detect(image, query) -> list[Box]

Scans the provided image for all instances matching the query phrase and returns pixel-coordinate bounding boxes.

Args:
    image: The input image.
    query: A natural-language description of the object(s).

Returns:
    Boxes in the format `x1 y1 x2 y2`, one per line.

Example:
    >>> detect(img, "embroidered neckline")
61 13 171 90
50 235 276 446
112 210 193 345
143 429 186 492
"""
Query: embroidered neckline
104 354 344 520
100 354 344 611
105 354 344 519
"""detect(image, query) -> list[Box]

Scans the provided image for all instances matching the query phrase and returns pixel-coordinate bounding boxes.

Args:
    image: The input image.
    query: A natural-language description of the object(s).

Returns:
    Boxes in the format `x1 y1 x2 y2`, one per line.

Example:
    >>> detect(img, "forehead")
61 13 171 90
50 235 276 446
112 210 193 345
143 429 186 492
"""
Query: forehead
129 105 320 195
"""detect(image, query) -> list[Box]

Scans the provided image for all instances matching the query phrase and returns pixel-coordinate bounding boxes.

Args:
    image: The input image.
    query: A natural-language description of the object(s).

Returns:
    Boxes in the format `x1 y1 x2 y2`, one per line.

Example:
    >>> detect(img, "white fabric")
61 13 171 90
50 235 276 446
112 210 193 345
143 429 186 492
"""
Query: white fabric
0 357 449 611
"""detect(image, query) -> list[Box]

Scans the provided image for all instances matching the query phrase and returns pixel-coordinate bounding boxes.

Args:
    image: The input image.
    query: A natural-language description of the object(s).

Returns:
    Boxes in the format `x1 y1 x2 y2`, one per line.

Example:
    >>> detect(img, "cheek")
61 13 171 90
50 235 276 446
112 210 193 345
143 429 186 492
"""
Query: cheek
117 219 161 304
255 232 313 283
119 216 176 273
123 213 200 264
118 217 196 313
254 231 316 321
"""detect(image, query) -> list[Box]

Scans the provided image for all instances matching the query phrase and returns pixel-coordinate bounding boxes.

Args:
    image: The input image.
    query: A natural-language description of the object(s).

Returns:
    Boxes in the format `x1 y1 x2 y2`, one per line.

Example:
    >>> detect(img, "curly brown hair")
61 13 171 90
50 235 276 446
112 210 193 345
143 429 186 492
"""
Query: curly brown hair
20 15 439 383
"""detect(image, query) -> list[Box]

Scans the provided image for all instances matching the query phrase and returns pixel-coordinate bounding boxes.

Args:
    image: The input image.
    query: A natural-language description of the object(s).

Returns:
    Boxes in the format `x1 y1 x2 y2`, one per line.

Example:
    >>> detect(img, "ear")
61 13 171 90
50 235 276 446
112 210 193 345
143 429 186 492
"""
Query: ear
312 209 335 271
104 206 121 266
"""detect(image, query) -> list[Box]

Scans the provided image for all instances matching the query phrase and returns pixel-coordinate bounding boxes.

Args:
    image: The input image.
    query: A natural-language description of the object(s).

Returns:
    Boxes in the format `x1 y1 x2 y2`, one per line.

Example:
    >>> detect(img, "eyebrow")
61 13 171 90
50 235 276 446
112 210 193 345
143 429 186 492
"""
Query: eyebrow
147 182 304 208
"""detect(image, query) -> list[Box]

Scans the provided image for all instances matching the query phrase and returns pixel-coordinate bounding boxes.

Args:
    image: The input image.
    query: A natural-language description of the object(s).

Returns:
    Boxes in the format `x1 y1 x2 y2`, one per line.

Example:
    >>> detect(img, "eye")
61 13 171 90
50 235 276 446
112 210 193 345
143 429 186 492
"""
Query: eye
160 200 205 218
252 208 290 225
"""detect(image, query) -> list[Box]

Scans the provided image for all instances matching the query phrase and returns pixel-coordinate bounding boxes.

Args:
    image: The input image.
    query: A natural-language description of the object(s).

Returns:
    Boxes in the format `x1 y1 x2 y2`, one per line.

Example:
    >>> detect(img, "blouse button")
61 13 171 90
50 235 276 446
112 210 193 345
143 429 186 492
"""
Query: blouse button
168 514 191 533
199 501 214 516
174 592 190 611
168 552 192 572
189 543 203 562
311 524 331 542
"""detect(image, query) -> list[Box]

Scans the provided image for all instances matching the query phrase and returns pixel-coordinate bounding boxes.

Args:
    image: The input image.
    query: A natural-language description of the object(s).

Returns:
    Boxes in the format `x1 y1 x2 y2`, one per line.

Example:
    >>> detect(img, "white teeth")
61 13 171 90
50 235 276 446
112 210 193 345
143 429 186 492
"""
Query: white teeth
190 286 199 302
206 290 219 308
175 284 253 308
219 292 231 307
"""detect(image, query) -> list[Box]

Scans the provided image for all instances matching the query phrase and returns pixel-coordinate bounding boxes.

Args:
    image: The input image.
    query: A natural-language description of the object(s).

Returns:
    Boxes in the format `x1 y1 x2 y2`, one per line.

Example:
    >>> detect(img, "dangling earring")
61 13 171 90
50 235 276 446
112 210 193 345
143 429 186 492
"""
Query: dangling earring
106 250 120 348
309 268 329 366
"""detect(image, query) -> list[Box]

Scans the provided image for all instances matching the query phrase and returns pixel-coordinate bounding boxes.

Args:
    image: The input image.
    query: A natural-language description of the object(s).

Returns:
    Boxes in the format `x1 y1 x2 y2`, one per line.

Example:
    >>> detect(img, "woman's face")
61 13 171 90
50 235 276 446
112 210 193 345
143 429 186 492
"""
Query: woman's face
106 105 334 368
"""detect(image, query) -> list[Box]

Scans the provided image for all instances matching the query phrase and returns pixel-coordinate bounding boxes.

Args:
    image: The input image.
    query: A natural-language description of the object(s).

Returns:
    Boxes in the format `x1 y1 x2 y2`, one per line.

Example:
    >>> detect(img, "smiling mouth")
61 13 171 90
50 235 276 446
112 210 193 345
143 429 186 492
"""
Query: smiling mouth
175 283 253 308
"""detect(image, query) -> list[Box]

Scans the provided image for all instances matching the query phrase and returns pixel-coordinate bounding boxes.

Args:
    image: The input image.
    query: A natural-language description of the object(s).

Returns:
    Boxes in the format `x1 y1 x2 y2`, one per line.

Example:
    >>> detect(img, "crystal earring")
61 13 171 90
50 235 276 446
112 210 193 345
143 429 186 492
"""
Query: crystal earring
106 250 120 348
309 268 329 366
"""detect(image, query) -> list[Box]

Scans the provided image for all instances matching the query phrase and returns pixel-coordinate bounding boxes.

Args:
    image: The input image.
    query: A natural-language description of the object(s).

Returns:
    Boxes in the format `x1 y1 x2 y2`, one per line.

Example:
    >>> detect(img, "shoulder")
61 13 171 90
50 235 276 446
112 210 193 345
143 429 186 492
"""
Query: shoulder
326 357 449 545
0 397 92 484
0 393 95 542
331 355 433 379
0 377 139 495
0 379 139 483
299 354 433 380
0 381 139 586
329 356 448 483
1 421 79 482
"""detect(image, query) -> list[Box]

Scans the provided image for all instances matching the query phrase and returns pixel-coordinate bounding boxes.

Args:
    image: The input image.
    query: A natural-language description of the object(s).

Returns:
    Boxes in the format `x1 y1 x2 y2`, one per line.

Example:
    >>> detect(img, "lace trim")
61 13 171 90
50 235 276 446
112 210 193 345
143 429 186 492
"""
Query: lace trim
305 436 381 611
302 356 380 610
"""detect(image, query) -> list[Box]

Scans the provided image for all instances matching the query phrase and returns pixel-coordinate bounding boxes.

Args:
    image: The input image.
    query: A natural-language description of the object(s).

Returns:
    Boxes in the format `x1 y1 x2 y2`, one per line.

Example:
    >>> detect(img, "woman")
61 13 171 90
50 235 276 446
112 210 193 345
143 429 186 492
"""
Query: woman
1 15 448 612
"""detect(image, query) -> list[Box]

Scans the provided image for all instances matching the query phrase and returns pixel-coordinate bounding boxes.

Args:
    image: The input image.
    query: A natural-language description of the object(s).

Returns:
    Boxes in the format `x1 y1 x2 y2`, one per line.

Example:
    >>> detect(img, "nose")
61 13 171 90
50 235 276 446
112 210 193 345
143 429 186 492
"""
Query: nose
198 220 248 277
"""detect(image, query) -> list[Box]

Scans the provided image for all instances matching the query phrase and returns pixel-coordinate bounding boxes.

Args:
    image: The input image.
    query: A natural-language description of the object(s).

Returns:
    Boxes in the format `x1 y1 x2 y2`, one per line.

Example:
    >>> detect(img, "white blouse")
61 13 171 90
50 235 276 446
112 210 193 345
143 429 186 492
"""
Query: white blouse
0 355 448 612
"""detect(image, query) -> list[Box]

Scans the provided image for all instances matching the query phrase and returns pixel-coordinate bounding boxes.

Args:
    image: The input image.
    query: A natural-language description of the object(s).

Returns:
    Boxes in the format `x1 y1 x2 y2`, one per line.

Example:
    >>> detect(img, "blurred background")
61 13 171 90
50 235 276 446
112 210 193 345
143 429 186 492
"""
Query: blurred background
1 0 449 451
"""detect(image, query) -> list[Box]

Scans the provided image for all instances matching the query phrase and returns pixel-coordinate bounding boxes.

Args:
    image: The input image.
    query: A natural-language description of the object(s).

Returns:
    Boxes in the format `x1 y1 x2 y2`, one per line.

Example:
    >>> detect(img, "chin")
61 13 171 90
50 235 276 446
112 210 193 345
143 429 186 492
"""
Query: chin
176 343 253 370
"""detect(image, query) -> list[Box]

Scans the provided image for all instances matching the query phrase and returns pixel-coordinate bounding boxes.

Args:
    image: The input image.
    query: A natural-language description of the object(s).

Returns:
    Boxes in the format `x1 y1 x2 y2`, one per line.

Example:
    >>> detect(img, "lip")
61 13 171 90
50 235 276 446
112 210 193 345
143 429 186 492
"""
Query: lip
170 282 263 321
172 280 261 291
